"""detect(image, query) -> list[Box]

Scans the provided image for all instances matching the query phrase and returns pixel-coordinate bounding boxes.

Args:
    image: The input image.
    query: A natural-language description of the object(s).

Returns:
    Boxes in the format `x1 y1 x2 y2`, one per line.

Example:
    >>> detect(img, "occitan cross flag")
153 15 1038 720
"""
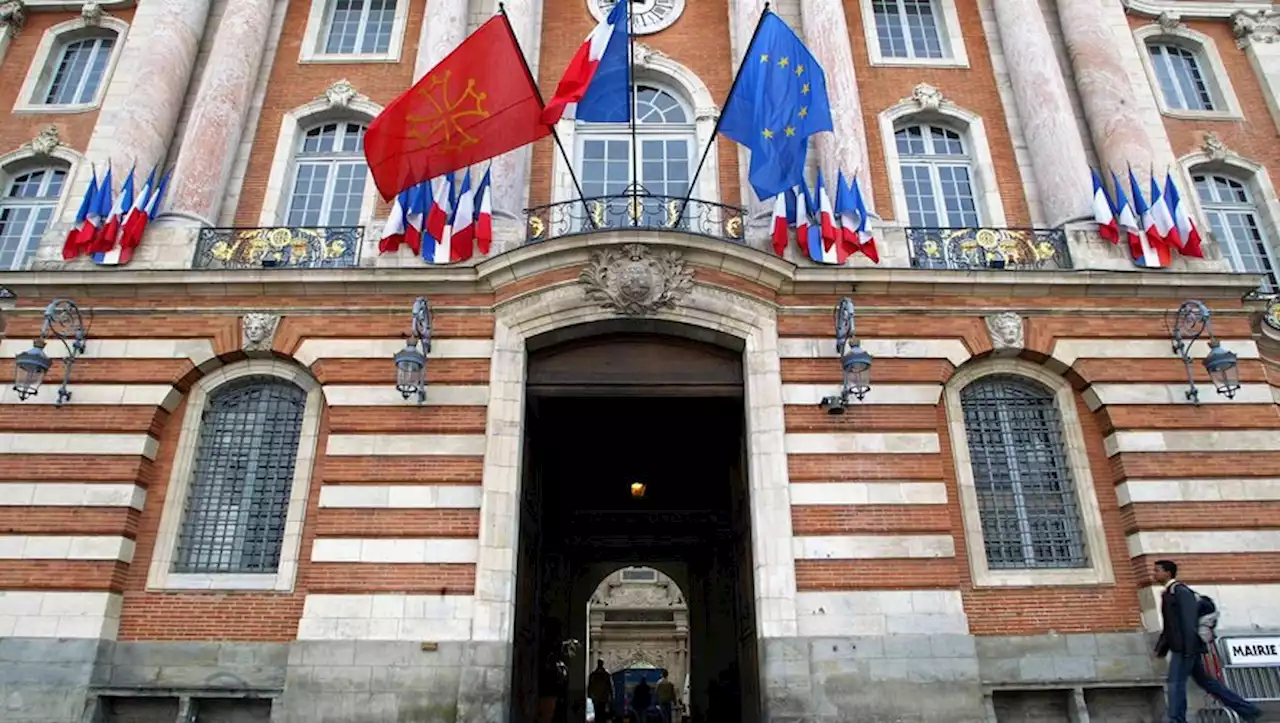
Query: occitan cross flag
363 13 551 200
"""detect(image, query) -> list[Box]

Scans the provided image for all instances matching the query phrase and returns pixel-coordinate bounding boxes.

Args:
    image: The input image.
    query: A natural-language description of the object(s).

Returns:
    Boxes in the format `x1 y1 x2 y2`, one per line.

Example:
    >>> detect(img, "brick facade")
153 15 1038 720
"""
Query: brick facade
1 0 1280 721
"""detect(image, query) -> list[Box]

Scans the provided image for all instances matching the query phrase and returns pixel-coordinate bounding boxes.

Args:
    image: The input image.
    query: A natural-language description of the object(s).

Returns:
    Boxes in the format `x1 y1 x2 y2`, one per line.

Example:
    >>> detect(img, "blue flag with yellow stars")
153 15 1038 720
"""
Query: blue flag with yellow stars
720 11 833 203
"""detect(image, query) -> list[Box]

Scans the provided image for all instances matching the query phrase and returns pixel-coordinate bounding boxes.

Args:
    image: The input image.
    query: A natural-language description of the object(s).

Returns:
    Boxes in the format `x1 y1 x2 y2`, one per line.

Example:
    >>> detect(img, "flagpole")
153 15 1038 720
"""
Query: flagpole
628 0 638 225
675 3 770 227
497 3 596 230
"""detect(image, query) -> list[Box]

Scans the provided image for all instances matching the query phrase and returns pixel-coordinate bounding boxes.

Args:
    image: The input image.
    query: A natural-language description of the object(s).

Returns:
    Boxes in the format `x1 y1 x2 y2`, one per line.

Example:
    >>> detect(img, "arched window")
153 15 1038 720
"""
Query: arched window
286 121 368 227
895 122 979 228
0 166 67 270
1147 42 1214 112
1193 173 1278 293
959 375 1087 570
173 377 307 574
576 84 695 227
44 35 115 105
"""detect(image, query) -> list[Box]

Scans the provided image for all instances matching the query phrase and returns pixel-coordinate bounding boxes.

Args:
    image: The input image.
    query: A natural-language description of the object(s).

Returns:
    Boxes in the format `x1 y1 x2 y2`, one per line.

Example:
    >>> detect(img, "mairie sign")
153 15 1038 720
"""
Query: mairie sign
1224 637 1280 666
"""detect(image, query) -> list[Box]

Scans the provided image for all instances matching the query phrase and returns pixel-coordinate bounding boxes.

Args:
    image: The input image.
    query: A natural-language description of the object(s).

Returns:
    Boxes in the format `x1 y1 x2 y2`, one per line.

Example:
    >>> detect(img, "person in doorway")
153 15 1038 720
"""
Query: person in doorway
588 659 613 723
656 670 676 723
631 676 653 719
1152 559 1262 723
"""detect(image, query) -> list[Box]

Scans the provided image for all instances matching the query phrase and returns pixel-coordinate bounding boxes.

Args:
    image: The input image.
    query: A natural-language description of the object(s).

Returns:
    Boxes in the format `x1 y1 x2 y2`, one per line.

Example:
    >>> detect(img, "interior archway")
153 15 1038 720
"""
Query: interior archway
510 323 760 723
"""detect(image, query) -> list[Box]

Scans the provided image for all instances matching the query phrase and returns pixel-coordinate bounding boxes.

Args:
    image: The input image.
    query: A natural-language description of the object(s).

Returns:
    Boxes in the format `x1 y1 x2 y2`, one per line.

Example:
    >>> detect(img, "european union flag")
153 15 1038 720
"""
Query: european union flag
719 11 833 202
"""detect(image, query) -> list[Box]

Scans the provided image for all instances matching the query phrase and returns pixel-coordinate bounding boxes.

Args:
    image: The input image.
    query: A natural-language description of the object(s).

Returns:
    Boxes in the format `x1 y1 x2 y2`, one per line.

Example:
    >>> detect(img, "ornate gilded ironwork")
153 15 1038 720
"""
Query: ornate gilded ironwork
524 193 746 244
194 227 362 270
907 227 1071 271
1265 297 1280 332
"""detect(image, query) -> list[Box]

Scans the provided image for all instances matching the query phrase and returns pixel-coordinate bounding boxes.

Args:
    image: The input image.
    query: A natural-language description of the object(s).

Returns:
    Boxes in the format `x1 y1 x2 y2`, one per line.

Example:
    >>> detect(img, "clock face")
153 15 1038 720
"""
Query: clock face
590 0 686 35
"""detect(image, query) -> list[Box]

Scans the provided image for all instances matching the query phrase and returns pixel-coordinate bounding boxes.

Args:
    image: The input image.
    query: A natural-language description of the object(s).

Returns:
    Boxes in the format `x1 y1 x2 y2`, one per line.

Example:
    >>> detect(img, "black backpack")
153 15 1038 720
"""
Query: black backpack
1176 582 1219 642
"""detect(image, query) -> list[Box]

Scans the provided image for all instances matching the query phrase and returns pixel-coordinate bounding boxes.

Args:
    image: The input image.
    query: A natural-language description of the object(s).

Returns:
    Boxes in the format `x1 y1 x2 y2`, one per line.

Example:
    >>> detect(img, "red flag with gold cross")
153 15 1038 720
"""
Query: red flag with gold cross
363 13 550 200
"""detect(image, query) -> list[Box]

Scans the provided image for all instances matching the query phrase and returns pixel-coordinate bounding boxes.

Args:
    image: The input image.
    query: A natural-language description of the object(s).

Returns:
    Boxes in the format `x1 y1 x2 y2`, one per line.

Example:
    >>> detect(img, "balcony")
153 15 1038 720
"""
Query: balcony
907 227 1072 271
524 193 746 245
193 226 362 270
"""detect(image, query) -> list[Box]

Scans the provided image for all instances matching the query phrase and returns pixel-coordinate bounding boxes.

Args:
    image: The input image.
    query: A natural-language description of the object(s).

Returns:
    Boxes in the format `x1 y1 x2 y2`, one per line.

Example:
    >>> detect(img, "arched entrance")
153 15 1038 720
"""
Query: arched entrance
509 321 760 723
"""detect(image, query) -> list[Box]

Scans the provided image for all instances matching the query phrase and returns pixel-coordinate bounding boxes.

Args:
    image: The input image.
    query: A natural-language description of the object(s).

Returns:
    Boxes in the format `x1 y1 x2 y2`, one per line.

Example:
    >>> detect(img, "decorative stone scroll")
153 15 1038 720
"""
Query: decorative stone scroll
984 312 1025 355
324 79 357 109
1156 11 1182 32
580 244 694 317
25 125 60 157
907 83 945 113
80 1 103 25
1201 131 1229 161
241 313 281 352
1232 9 1280 48
0 1 26 34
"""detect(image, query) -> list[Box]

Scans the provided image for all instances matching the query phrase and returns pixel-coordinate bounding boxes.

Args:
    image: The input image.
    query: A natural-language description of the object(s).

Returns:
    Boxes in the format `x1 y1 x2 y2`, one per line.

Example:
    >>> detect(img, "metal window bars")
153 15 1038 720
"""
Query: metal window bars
173 377 307 574
961 375 1089 569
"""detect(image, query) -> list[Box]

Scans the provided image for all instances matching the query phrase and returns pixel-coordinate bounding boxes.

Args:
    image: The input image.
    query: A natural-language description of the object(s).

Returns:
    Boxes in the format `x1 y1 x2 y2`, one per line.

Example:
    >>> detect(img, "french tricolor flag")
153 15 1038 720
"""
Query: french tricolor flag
1164 171 1204 258
474 165 493 256
817 170 837 246
771 190 791 256
424 174 456 265
115 167 168 266
542 0 630 124
1112 170 1145 267
62 171 98 260
378 188 410 254
75 167 111 255
1091 169 1118 244
849 175 879 264
95 167 135 258
449 170 476 263
794 183 813 258
1128 168 1170 268
836 171 860 260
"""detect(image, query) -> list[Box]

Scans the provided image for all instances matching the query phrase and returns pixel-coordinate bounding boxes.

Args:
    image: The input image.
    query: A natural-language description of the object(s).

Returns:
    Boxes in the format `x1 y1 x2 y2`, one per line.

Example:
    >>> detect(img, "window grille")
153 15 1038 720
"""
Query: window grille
174 377 307 574
961 376 1088 569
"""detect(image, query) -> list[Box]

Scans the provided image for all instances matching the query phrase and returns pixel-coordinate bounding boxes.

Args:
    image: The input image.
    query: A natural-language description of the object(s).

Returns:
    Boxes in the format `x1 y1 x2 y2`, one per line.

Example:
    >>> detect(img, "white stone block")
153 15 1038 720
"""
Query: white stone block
795 590 969 636
294 339 493 367
1105 430 1280 457
1127 530 1280 557
784 432 940 455
782 383 943 406
790 481 948 506
792 534 956 559
1116 478 1280 505
322 385 489 407
325 434 488 457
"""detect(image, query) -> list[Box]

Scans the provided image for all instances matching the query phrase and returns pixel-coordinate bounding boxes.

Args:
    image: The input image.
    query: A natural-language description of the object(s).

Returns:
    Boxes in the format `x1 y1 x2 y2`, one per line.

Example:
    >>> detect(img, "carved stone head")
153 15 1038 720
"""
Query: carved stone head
984 312 1024 354
241 312 280 352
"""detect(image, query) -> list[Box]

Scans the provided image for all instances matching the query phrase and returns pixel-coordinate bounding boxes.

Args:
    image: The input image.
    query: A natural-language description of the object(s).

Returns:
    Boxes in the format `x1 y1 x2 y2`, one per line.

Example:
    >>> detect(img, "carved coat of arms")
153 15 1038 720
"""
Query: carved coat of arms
580 244 694 317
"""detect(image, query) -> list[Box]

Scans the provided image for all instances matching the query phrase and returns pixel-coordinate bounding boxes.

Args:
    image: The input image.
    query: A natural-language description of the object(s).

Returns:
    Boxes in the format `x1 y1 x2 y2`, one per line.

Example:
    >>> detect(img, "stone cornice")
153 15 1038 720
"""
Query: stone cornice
1123 0 1272 21
16 0 132 9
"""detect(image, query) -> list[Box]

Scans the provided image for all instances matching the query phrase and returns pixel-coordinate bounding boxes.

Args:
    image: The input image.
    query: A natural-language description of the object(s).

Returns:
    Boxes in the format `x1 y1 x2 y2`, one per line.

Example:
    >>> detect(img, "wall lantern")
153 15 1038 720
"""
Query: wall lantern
819 297 873 415
630 481 647 499
1169 299 1240 405
393 297 432 404
13 298 89 407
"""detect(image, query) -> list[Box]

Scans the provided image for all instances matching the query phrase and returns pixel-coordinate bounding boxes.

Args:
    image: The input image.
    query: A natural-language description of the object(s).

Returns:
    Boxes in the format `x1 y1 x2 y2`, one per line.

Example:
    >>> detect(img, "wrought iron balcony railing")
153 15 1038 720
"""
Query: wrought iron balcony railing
907 227 1072 271
194 226 362 270
525 193 746 244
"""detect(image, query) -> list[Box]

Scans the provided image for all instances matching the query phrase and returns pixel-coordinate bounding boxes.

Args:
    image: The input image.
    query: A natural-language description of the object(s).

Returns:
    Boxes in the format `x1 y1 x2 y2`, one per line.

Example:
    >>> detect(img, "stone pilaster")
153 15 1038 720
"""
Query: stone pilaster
800 0 873 211
992 0 1092 226
1233 9 1280 134
412 0 468 80
166 0 274 226
486 0 543 254
1056 0 1154 178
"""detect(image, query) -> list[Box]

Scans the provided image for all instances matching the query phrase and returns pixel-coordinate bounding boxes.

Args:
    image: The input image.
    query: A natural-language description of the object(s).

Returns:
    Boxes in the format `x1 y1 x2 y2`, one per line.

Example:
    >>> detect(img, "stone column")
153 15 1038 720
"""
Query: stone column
91 0 213 192
487 0 543 254
412 0 468 80
1056 0 1153 177
0 0 24 68
800 0 874 211
166 0 274 225
992 0 1092 226
730 0 773 238
1233 9 1280 135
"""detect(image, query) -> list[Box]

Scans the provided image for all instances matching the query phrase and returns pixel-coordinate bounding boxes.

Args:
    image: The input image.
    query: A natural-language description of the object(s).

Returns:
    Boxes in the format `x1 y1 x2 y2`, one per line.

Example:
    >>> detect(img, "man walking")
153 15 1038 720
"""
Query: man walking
656 670 676 723
588 660 613 723
1152 559 1262 722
